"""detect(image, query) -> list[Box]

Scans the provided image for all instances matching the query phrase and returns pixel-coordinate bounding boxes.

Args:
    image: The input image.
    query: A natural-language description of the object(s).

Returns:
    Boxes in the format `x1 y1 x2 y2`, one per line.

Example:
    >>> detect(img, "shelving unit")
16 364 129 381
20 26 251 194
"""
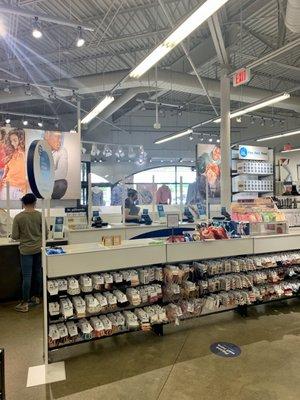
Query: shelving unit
45 237 300 358
231 146 274 200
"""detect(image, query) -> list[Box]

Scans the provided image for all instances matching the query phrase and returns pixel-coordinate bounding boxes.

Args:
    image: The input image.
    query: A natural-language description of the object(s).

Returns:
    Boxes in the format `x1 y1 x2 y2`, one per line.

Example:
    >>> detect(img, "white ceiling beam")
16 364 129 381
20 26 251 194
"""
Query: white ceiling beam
208 14 230 67
0 4 94 31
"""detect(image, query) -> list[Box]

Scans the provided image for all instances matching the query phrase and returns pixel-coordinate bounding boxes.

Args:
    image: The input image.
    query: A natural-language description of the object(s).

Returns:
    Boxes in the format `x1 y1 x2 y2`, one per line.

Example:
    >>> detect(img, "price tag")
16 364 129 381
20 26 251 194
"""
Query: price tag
167 214 179 228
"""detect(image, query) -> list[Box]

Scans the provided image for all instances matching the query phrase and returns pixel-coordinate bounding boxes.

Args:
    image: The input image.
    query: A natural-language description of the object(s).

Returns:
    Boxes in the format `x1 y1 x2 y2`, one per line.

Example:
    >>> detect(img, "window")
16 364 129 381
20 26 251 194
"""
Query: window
127 166 196 205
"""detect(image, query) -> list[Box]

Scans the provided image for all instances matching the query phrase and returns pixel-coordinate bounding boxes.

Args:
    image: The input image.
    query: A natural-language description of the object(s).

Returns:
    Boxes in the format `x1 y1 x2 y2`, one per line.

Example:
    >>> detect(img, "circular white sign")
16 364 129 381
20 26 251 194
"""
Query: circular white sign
27 140 55 199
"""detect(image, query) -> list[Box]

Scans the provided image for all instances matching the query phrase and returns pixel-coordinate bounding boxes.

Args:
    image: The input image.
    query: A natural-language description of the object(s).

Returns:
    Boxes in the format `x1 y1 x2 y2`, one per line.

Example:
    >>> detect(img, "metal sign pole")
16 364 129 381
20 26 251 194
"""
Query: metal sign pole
87 173 92 227
180 176 183 222
41 199 48 365
152 175 155 222
122 178 126 225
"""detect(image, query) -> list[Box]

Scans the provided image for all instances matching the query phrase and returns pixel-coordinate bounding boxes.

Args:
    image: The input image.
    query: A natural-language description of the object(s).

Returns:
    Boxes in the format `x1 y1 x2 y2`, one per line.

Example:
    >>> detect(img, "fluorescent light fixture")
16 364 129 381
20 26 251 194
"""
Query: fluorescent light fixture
81 95 115 124
257 129 300 142
155 128 193 144
281 148 300 153
214 93 290 123
129 0 229 79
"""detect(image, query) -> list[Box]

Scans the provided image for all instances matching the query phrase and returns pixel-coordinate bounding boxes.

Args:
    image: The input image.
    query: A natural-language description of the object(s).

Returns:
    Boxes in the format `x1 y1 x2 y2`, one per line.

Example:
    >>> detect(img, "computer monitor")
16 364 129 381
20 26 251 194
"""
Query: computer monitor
53 216 64 239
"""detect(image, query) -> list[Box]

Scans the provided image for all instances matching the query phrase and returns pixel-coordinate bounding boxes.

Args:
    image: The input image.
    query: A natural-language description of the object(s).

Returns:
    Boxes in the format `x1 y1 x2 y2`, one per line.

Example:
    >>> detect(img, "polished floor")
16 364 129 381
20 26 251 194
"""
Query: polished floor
1 300 300 400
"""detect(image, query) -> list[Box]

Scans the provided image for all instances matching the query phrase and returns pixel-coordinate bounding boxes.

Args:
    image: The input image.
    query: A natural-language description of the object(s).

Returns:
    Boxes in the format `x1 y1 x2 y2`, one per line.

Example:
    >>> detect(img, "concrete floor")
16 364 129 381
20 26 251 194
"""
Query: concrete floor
1 300 300 400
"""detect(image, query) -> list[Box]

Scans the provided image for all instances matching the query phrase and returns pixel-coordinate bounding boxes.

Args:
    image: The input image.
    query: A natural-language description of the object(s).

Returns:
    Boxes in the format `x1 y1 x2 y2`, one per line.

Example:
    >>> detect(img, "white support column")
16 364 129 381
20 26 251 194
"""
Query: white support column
220 72 231 211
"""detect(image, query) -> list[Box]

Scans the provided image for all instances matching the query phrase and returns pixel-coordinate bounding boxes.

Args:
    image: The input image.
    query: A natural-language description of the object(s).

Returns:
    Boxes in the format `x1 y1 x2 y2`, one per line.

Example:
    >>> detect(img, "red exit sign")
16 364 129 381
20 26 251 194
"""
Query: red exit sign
233 68 250 87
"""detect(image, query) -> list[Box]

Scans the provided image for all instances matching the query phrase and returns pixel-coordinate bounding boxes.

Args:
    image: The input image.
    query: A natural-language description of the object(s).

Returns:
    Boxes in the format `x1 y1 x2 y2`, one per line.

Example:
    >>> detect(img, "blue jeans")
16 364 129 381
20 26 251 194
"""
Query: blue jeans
20 253 42 302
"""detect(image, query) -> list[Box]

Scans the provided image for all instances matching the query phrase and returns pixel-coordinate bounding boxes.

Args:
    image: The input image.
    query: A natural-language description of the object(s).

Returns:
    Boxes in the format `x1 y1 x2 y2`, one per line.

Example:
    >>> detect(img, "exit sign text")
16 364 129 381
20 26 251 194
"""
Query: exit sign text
233 68 250 87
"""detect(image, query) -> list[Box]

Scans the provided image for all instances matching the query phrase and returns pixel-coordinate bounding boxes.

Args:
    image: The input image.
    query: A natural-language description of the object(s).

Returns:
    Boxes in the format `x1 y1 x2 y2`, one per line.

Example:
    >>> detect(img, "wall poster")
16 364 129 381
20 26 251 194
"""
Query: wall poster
0 127 80 200
186 144 221 204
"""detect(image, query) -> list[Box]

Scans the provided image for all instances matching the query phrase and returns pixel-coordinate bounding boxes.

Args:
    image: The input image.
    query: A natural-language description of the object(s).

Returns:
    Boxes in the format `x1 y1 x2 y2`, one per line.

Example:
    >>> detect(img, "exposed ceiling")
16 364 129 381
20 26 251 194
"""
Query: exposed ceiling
0 0 299 139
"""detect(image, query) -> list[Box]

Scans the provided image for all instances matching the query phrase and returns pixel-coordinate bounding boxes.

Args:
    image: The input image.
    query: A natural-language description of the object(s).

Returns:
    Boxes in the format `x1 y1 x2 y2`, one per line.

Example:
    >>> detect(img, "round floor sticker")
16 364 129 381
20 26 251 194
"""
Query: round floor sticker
210 342 241 358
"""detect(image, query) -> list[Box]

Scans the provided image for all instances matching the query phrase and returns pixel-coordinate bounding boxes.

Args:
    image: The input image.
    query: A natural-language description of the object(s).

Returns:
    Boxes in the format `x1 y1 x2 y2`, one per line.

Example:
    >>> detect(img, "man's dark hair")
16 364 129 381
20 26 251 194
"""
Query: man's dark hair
128 188 138 198
21 193 37 205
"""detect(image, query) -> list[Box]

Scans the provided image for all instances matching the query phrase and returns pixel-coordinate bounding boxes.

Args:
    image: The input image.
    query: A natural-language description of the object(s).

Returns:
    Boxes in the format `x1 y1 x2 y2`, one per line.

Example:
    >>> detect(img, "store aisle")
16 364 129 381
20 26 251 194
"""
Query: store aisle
1 300 300 400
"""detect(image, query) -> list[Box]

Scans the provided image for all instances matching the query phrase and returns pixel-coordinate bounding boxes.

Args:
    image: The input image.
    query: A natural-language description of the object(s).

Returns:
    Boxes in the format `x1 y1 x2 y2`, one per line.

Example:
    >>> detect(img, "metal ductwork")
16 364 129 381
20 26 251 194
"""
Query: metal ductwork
286 0 300 33
1 69 300 114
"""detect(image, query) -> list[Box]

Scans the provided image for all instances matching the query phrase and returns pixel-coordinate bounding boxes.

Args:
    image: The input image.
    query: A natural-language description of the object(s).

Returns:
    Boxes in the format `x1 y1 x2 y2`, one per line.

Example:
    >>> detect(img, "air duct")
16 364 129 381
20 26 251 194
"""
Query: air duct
286 0 300 33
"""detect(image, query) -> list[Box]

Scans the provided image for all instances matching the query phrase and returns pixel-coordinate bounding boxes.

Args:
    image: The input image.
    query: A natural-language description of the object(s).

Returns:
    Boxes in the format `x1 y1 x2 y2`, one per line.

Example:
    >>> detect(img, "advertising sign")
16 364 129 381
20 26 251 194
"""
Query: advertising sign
0 127 81 200
238 145 269 161
27 140 54 199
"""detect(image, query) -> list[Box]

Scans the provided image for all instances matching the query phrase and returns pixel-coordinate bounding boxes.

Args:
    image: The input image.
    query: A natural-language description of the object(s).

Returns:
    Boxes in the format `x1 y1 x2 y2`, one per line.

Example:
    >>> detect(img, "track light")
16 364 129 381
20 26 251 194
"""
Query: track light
250 116 255 124
25 84 32 96
37 120 43 128
48 87 56 100
3 80 11 94
103 144 113 158
155 128 193 144
189 134 194 141
129 0 230 78
214 93 290 123
76 27 85 47
5 116 10 124
217 138 220 143
32 17 42 39
209 137 213 143
236 116 242 123
115 146 125 158
70 90 78 103
81 95 115 124
22 118 28 126
128 146 136 159
260 117 265 126
54 120 59 129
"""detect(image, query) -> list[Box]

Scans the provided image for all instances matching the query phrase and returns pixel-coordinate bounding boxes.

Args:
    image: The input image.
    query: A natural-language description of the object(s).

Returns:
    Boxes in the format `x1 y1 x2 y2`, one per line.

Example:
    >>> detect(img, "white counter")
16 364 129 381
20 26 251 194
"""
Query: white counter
67 222 195 244
46 232 300 278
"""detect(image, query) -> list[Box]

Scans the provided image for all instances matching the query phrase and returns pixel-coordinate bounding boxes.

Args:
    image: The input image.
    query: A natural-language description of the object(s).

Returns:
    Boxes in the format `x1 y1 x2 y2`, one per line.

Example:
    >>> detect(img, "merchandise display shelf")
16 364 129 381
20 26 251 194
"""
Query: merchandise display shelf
46 236 300 358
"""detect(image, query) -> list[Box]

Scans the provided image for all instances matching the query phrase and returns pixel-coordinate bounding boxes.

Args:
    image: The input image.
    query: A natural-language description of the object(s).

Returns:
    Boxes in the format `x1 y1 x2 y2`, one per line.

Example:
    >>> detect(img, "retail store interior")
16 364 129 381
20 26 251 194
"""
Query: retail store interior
0 0 300 399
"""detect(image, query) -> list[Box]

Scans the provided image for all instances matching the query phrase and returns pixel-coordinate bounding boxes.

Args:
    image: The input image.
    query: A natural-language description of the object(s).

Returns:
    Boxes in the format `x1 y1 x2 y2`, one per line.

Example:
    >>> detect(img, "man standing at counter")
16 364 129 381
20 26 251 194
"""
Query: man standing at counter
124 188 141 223
12 193 44 312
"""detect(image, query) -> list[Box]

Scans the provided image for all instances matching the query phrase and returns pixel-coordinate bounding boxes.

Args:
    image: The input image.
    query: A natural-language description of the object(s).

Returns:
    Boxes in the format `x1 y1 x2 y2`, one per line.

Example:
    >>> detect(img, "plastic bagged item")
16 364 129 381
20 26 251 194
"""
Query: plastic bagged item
49 324 60 347
77 318 93 340
66 321 79 342
79 275 93 293
72 296 86 318
57 323 68 343
90 316 105 338
126 288 141 306
57 279 68 293
103 273 114 290
123 310 140 330
94 293 108 312
113 289 129 307
114 312 126 331
112 272 123 285
67 277 80 296
85 295 101 314
98 315 113 336
60 298 73 319
48 280 59 296
49 302 60 318
107 313 119 334
91 274 104 291
103 292 117 310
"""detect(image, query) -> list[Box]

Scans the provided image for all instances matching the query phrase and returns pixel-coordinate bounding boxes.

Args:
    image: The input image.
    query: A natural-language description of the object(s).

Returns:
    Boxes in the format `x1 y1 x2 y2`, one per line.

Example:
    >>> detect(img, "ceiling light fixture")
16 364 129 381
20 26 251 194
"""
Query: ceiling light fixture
22 118 28 126
37 119 43 128
3 80 11 94
81 95 114 124
32 17 42 39
103 144 113 158
213 93 290 123
76 26 85 47
5 116 10 124
24 84 32 96
155 128 193 144
129 0 230 79
256 129 300 142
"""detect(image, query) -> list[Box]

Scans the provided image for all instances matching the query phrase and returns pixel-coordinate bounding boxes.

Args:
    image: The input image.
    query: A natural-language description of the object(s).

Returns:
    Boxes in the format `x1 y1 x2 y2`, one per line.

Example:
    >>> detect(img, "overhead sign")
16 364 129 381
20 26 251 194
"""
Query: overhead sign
210 342 241 358
239 145 269 161
27 140 54 199
233 68 250 87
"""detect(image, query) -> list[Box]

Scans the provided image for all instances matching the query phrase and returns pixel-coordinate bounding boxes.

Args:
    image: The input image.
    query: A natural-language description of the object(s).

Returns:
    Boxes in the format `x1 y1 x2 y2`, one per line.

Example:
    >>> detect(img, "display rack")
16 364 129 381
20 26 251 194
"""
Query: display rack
45 236 300 359
231 145 274 200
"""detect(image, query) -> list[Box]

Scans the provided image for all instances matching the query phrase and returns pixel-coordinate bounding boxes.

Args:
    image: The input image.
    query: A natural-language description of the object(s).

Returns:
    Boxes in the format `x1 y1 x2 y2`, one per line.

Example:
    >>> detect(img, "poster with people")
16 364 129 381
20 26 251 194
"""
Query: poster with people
0 128 80 200
186 144 221 204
